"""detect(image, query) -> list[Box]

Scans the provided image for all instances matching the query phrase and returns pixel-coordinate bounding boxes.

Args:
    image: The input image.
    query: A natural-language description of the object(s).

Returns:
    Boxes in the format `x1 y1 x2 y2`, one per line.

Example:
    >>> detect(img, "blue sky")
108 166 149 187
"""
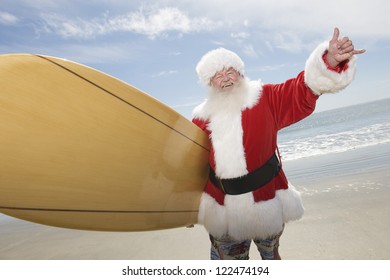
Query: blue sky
1 0 389 119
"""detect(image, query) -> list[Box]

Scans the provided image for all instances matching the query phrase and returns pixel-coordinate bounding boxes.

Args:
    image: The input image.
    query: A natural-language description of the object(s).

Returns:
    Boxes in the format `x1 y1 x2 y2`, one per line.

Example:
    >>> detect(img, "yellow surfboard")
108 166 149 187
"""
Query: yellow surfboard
0 54 210 231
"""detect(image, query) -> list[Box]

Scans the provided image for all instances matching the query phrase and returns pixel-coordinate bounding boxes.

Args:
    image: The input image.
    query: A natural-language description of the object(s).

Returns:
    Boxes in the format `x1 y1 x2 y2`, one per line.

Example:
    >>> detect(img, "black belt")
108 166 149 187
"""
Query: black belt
209 154 281 195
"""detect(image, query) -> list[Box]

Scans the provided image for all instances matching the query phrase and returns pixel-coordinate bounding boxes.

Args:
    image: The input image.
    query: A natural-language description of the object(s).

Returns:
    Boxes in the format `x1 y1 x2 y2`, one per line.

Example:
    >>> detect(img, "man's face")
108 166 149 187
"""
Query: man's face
210 67 241 92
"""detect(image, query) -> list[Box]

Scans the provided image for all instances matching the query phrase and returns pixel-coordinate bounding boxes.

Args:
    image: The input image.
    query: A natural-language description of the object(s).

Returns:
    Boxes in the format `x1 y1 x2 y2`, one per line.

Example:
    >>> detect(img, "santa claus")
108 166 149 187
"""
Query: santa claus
192 28 365 260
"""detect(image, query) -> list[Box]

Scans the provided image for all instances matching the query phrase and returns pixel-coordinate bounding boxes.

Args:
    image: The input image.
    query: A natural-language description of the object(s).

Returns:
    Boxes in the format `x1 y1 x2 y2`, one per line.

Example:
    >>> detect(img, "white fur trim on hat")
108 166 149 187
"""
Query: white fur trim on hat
196 48 244 86
304 41 357 95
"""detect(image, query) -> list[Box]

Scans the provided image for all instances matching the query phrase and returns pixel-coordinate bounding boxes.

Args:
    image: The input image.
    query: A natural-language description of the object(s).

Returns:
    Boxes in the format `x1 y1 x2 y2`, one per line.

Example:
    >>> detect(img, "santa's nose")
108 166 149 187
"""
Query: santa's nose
221 75 230 82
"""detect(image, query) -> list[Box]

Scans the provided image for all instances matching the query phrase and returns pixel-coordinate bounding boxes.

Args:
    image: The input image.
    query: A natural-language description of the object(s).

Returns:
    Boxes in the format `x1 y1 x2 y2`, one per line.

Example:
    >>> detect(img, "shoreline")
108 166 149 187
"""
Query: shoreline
1 143 389 260
277 143 390 260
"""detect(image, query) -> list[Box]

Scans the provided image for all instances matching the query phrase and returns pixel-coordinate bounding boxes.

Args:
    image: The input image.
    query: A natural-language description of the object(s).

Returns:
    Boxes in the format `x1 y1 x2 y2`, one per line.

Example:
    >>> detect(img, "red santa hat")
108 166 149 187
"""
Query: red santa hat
196 48 245 86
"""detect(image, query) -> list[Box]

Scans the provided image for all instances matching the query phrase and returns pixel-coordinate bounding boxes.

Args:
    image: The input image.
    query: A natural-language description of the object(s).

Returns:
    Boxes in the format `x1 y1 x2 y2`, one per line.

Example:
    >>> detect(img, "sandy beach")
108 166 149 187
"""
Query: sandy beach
1 143 389 260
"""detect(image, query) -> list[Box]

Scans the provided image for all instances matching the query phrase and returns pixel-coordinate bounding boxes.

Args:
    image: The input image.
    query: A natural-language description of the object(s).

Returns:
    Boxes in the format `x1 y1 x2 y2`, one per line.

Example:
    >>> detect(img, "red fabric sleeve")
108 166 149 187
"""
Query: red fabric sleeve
263 71 319 130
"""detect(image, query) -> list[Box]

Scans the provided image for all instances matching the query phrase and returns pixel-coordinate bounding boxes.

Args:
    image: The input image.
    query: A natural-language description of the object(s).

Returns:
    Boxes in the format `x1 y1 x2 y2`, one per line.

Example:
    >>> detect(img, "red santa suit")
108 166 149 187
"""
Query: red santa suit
192 42 357 241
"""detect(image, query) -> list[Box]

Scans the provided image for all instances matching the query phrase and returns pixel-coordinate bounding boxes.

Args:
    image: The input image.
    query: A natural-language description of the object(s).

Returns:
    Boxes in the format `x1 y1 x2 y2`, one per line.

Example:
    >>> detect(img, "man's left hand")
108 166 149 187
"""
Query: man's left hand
326 27 366 68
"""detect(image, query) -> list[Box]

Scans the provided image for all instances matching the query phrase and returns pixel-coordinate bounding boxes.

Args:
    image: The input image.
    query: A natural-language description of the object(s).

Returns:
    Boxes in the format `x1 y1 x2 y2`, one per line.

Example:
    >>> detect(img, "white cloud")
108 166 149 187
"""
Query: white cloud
211 40 225 46
168 0 390 38
152 70 178 78
258 64 287 72
272 32 307 53
172 100 202 109
39 7 221 39
230 32 250 40
39 13 100 38
159 0 390 55
242 44 258 58
0 11 19 25
33 43 134 65
31 1 390 58
168 52 182 56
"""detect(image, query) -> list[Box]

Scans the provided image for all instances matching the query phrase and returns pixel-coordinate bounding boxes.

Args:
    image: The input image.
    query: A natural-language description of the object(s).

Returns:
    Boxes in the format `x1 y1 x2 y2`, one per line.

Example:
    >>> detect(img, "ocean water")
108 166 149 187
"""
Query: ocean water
278 98 390 161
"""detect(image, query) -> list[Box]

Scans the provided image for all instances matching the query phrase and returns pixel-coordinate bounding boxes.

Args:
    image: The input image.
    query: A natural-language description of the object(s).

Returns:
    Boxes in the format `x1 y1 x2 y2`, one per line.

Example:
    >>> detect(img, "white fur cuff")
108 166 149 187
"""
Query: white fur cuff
304 41 357 96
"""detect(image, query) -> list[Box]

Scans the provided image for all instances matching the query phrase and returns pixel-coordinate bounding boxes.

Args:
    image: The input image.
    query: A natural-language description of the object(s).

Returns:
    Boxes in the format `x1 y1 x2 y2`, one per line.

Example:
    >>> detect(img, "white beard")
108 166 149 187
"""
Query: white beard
193 78 262 178
205 78 261 117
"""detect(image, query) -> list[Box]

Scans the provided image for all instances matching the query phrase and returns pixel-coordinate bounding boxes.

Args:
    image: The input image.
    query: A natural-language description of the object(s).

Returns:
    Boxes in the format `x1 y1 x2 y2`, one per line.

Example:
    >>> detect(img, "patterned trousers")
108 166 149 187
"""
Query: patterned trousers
209 226 284 260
